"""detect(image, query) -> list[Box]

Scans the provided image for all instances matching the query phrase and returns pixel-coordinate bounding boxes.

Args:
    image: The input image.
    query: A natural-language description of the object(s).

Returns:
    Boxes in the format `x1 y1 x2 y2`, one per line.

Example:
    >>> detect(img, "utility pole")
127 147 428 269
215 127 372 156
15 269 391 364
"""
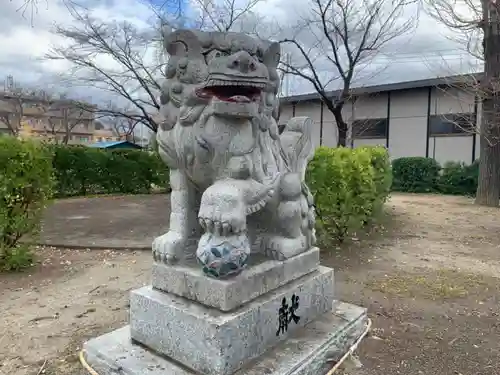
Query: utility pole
475 0 500 206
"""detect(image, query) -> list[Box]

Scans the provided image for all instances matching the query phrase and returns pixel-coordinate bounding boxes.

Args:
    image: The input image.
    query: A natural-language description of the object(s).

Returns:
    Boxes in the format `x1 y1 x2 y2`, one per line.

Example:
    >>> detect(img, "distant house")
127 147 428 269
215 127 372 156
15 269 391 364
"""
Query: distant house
88 140 142 149
0 90 97 144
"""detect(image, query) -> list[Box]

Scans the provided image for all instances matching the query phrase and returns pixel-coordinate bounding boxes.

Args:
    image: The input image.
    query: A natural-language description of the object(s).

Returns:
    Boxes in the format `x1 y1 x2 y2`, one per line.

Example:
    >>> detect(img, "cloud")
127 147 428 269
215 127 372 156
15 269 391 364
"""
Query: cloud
0 0 483 102
0 0 160 89
261 0 482 95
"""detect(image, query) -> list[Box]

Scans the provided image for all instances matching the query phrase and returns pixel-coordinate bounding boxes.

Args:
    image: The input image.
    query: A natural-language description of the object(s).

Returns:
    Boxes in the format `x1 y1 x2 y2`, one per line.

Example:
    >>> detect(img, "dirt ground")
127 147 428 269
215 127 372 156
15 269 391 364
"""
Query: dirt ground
1 193 500 375
38 194 170 249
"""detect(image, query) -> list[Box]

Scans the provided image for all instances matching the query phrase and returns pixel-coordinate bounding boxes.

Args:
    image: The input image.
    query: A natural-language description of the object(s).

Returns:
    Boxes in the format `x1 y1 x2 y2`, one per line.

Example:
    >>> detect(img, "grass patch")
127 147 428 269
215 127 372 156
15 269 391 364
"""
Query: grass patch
366 269 490 300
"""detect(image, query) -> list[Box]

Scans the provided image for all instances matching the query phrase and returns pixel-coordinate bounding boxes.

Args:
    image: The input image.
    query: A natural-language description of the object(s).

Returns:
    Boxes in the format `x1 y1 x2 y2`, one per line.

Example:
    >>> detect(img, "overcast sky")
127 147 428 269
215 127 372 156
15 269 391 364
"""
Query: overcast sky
0 0 482 99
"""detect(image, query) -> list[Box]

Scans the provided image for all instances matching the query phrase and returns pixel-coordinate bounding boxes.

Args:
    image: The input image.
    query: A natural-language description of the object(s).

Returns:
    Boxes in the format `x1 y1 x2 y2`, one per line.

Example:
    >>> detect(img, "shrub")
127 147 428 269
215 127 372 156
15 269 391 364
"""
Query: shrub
392 157 441 193
51 146 169 197
361 146 392 215
52 145 101 196
306 146 390 244
438 160 478 196
0 137 54 270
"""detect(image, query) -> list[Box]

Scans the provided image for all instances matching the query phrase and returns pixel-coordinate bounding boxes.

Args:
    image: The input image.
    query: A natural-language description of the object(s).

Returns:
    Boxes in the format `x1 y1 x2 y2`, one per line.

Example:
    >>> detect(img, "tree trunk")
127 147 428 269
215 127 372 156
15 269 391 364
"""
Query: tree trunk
63 128 70 144
475 0 500 206
333 108 348 147
475 98 500 206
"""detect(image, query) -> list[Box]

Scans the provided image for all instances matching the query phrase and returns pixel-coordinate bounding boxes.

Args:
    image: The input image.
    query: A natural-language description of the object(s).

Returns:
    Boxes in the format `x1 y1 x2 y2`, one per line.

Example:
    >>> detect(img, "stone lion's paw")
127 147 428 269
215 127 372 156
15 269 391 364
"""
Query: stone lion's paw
198 213 246 236
262 238 286 260
198 197 246 236
152 231 186 264
220 210 246 234
262 235 307 260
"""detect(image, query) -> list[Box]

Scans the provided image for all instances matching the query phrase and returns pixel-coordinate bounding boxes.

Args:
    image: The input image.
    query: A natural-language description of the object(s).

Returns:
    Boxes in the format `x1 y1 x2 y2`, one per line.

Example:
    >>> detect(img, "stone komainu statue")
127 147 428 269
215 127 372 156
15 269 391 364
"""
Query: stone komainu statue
154 28 316 278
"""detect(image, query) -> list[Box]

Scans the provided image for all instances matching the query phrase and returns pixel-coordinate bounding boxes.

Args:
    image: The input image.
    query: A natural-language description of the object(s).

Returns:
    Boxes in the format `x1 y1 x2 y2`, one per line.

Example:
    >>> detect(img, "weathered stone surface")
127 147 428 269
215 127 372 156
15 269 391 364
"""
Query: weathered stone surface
152 247 320 311
153 28 317 273
83 301 368 375
130 266 334 375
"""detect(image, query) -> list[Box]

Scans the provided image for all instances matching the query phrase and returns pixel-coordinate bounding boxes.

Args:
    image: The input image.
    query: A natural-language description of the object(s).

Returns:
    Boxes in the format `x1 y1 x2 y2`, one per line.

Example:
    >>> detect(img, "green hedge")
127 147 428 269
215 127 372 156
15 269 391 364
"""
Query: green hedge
306 146 391 243
0 137 54 270
438 161 478 196
51 145 169 198
367 146 393 215
392 156 479 196
0 140 169 270
392 157 441 193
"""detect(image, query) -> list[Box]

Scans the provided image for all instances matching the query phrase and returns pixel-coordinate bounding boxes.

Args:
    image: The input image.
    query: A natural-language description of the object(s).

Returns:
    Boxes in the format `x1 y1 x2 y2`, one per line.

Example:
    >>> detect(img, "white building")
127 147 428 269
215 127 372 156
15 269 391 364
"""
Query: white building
279 74 482 165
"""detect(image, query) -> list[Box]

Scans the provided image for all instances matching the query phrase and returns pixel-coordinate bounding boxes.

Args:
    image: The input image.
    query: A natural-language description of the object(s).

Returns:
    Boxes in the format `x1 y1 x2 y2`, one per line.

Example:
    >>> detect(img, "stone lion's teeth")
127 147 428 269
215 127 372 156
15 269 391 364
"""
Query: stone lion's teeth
229 96 251 103
205 78 267 89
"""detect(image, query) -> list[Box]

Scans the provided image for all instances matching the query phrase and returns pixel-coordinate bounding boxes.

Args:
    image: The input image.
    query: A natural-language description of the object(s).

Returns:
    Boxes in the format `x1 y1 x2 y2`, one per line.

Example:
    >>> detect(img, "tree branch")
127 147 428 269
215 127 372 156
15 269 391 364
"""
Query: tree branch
279 0 418 145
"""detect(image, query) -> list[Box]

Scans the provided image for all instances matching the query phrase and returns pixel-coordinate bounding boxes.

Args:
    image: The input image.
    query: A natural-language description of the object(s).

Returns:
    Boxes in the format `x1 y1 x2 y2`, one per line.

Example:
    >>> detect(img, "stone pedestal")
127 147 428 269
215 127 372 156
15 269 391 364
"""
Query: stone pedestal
151 247 321 311
82 248 368 375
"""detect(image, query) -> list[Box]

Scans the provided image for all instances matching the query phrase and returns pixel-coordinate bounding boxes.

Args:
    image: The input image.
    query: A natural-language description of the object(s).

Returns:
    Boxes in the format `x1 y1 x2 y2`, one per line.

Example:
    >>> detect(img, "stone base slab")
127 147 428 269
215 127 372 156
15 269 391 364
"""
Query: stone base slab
83 301 368 375
130 266 334 375
152 247 320 311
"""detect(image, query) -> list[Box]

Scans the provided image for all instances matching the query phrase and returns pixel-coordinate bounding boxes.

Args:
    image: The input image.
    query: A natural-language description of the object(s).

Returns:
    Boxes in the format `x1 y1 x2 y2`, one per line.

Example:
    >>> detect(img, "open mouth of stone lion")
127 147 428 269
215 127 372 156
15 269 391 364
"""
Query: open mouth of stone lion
197 79 266 103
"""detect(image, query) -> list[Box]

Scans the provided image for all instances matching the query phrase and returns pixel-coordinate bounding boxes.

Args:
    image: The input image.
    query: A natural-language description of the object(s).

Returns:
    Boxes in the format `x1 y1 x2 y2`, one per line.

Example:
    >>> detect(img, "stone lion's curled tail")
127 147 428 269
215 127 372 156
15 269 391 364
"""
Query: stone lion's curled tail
279 116 314 180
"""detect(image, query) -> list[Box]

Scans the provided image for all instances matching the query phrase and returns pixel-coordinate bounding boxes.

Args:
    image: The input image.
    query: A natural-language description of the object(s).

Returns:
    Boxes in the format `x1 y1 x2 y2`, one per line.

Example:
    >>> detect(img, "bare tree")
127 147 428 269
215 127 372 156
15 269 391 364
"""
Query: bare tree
105 114 140 143
11 0 49 25
189 0 263 32
426 0 483 60
46 6 163 132
279 0 418 146
45 0 264 134
0 78 93 143
427 0 500 206
11 0 182 25
0 89 26 136
41 100 92 144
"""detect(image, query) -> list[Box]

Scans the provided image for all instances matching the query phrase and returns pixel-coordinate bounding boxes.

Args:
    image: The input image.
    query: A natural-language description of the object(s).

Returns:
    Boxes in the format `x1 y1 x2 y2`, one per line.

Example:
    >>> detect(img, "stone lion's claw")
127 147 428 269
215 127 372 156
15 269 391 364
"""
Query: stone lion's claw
262 235 307 261
222 222 231 236
152 231 186 264
165 254 176 264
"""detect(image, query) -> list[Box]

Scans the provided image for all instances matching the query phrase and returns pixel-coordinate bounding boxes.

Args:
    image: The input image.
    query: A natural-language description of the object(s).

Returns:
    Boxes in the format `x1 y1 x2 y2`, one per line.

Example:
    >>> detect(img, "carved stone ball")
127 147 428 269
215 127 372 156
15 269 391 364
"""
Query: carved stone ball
196 232 251 279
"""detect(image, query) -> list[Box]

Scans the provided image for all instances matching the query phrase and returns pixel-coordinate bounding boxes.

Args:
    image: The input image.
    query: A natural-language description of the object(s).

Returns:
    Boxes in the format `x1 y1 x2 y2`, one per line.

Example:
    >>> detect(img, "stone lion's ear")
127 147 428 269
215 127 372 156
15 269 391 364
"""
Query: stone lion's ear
163 29 202 58
263 42 281 68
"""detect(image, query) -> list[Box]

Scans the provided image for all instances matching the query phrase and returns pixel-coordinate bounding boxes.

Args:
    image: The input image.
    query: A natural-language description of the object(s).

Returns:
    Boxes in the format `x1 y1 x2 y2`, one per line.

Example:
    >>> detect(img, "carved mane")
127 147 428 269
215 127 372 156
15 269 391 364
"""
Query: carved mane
156 29 283 181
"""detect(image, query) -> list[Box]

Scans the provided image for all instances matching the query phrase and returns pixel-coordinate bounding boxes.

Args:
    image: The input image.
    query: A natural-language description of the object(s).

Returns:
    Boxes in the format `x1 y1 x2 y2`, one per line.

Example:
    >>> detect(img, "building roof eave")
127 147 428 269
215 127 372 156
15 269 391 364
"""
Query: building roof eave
279 73 483 103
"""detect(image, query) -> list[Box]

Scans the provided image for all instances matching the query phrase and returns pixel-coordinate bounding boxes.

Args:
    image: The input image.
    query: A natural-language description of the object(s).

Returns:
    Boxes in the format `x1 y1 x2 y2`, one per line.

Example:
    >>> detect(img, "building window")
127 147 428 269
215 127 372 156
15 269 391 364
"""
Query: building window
352 118 388 139
22 102 38 109
429 113 475 136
